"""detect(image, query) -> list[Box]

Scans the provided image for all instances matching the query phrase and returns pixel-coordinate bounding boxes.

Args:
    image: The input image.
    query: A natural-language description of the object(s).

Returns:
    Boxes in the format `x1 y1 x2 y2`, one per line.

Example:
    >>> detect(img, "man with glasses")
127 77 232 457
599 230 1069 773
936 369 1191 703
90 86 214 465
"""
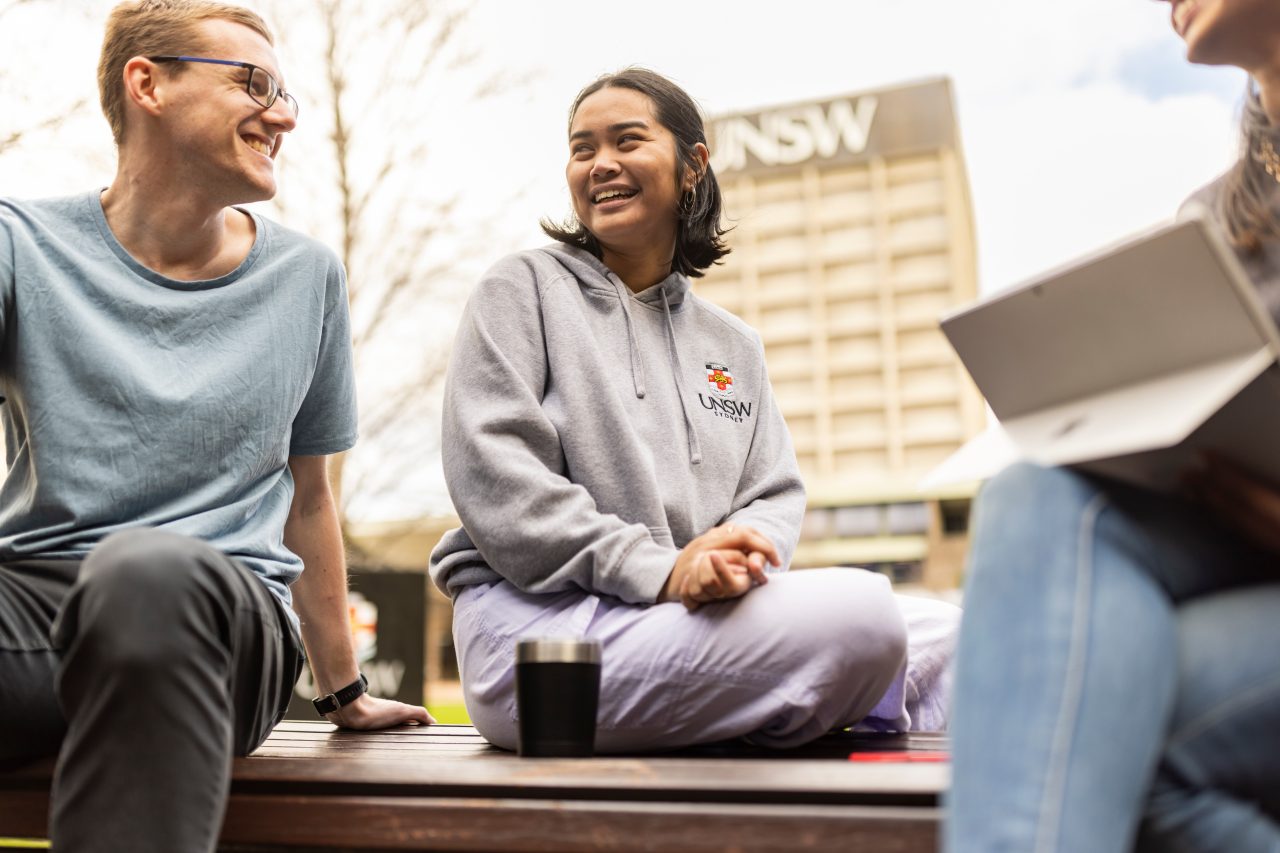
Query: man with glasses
0 2 431 850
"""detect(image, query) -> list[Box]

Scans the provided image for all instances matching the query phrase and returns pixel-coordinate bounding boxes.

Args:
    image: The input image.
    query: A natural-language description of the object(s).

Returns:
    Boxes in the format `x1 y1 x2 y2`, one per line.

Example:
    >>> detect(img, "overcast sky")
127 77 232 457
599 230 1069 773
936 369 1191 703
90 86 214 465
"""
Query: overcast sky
0 0 1251 520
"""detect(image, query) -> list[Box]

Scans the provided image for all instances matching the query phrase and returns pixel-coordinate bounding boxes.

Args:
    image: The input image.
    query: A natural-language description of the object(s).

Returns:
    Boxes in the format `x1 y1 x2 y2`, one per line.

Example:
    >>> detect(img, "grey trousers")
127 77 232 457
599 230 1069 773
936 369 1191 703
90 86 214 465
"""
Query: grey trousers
0 528 303 853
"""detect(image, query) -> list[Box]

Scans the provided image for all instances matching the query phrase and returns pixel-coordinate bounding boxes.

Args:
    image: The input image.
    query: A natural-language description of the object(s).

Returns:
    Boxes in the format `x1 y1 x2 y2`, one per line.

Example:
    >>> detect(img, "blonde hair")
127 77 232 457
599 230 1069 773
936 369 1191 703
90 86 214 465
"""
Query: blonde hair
98 0 274 144
1220 84 1280 253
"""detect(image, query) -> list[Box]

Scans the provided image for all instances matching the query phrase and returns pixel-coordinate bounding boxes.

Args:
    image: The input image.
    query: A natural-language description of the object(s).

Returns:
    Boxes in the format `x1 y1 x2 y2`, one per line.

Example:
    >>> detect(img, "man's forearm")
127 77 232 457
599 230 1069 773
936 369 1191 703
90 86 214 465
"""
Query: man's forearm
285 460 360 694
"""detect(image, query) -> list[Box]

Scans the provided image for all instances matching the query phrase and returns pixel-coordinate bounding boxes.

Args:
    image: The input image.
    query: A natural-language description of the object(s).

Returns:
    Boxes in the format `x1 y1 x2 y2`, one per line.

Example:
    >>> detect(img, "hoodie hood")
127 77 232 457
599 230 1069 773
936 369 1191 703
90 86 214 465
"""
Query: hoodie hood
539 243 691 309
538 242 703 464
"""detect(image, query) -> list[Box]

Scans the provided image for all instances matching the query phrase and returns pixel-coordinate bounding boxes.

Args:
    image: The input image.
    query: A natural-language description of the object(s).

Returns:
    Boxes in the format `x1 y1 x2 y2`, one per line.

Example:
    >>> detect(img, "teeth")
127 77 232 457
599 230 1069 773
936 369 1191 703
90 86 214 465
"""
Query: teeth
593 189 634 203
244 137 271 156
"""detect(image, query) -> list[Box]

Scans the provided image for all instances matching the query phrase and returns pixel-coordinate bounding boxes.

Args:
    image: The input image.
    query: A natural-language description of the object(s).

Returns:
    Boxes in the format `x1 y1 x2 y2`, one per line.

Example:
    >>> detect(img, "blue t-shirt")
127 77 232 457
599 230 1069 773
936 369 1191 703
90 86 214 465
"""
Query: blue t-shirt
0 191 358 618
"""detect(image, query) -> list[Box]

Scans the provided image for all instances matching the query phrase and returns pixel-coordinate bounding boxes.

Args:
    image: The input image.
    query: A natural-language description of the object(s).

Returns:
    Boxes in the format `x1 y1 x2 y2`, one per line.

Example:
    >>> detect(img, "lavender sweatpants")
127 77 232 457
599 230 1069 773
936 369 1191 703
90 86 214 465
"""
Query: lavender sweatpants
453 567 960 752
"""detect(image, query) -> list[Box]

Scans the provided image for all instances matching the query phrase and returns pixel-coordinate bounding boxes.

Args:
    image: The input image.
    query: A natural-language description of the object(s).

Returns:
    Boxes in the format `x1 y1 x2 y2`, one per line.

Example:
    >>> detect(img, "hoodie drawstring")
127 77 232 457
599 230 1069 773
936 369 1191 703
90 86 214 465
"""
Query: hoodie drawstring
662 290 704 466
609 275 647 399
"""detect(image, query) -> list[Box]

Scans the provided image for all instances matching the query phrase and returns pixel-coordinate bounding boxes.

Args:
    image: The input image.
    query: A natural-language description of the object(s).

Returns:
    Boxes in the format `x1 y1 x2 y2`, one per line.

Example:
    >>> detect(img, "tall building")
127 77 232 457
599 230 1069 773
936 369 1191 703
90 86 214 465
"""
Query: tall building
698 78 985 588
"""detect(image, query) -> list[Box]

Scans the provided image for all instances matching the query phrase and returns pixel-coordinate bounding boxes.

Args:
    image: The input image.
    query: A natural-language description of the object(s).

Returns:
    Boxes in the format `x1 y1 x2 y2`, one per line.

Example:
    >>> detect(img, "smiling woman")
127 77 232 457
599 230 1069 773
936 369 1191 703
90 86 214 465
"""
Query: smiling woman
566 88 691 278
542 68 729 292
429 67 960 754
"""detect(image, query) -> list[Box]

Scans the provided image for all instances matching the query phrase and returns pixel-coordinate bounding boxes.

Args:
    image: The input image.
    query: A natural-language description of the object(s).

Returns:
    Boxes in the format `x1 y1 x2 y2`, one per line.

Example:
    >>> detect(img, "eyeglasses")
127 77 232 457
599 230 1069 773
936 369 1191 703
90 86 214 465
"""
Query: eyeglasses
148 56 300 118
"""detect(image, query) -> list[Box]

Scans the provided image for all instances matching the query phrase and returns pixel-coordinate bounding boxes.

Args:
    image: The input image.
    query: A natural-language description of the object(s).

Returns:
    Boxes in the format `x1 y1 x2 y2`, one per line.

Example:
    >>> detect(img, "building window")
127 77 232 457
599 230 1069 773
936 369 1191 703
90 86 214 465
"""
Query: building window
886 501 929 535
800 508 835 541
832 504 883 538
853 561 923 585
939 498 972 535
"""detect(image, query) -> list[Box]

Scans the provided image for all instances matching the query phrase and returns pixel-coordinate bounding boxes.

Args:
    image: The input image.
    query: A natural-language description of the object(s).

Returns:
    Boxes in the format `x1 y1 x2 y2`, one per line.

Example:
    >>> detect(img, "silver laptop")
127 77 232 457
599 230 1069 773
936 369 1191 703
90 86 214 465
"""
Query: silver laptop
933 216 1280 492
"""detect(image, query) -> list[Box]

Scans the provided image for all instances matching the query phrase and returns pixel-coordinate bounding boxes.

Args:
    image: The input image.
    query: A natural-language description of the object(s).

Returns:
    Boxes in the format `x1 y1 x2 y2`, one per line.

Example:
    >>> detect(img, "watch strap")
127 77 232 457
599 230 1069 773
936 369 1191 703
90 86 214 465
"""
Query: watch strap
312 672 369 716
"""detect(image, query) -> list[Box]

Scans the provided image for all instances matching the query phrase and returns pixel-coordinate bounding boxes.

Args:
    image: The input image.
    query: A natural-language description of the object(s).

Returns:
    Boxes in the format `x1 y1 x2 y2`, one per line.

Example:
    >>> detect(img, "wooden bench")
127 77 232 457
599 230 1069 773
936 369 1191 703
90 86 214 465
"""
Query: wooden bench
0 722 948 851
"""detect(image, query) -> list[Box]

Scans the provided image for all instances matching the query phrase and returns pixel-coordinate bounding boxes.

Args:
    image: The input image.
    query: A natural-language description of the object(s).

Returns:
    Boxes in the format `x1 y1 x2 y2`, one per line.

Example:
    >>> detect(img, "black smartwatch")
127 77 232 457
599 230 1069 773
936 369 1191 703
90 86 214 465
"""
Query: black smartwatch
312 672 369 717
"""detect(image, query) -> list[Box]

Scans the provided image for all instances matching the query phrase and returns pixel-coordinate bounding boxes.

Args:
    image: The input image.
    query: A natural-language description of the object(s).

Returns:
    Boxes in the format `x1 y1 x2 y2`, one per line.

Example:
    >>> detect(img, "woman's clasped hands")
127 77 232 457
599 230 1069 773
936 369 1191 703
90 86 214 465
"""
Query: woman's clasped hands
659 524 781 612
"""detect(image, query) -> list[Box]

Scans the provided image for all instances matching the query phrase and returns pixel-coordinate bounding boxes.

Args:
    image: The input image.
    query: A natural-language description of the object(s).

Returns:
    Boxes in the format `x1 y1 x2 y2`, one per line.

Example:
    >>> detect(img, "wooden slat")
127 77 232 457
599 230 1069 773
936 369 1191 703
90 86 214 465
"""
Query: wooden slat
228 754 946 803
217 794 940 852
266 730 488 743
259 721 946 758
269 723 484 738
252 742 497 756
3 790 940 853
0 725 950 802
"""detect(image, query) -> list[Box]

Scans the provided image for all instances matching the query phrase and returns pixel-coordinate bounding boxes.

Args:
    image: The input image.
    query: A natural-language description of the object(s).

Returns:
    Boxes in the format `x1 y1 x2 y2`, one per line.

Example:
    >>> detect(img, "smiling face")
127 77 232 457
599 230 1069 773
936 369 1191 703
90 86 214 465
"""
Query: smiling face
155 17 295 204
566 86 694 265
1161 0 1280 69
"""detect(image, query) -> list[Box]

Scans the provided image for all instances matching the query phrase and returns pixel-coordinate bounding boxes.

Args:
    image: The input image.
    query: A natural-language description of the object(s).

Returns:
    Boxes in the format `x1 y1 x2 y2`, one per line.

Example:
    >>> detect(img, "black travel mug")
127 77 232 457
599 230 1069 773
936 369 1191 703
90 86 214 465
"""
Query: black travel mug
515 638 602 757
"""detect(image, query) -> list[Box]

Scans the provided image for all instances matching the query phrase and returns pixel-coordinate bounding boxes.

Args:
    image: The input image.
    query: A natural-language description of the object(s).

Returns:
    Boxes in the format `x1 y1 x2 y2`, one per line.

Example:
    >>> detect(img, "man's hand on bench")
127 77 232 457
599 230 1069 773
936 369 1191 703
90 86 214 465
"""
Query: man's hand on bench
325 695 436 730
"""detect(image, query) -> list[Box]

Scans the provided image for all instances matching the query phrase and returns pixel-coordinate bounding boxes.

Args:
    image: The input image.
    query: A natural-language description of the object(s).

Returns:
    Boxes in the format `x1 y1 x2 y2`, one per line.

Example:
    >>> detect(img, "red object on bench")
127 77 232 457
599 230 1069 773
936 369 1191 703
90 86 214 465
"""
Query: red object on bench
849 751 950 763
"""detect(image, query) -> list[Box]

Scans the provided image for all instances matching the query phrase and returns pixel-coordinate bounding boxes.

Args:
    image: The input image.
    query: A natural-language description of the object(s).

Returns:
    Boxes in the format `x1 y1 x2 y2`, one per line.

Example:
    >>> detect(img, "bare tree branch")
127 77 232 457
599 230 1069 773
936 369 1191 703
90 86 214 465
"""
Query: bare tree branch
0 0 36 21
350 205 460 351
349 159 394 230
0 98 87 157
338 366 448 518
260 0 526 529
0 1 92 159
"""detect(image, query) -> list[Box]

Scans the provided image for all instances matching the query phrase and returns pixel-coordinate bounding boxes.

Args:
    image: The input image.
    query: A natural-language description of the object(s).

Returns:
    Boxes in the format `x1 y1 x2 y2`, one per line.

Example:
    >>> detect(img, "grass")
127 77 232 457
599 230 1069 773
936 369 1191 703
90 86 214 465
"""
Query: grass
426 702 471 724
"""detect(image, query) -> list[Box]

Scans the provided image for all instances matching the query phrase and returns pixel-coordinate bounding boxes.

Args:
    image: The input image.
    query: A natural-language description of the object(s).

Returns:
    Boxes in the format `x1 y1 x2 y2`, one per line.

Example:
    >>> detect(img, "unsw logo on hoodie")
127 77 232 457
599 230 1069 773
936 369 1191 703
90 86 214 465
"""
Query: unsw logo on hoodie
698 361 754 423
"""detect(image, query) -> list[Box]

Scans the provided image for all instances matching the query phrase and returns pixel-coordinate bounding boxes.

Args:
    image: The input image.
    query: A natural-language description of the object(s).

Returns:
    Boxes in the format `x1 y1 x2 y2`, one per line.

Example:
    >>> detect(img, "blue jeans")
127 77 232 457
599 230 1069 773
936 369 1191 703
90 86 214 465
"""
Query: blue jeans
945 462 1280 853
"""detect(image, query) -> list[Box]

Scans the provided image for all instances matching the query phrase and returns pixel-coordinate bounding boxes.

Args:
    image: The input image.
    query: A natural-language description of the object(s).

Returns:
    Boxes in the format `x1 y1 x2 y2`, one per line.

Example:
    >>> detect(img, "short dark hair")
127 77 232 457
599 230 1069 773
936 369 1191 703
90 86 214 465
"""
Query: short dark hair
541 67 730 278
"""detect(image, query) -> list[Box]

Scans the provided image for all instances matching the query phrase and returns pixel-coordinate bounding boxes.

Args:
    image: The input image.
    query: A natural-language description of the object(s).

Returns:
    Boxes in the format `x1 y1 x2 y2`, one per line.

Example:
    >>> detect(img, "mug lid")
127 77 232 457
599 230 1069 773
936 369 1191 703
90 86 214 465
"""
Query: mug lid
516 637 602 664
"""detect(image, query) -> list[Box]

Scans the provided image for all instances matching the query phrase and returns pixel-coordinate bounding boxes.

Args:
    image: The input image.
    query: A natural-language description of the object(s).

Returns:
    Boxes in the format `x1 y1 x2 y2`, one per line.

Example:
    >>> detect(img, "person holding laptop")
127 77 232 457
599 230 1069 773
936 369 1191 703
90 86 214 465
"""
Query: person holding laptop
946 1 1280 850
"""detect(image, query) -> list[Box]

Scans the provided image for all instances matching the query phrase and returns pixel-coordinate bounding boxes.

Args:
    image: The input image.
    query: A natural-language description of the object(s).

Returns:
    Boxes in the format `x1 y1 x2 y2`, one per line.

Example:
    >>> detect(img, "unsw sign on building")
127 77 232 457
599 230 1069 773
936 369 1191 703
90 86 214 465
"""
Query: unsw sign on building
709 78 958 177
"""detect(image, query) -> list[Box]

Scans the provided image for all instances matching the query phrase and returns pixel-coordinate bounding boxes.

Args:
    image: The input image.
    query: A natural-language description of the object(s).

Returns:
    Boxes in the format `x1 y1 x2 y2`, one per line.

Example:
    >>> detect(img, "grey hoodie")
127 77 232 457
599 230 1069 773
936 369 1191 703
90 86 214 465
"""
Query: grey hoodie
429 244 806 602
